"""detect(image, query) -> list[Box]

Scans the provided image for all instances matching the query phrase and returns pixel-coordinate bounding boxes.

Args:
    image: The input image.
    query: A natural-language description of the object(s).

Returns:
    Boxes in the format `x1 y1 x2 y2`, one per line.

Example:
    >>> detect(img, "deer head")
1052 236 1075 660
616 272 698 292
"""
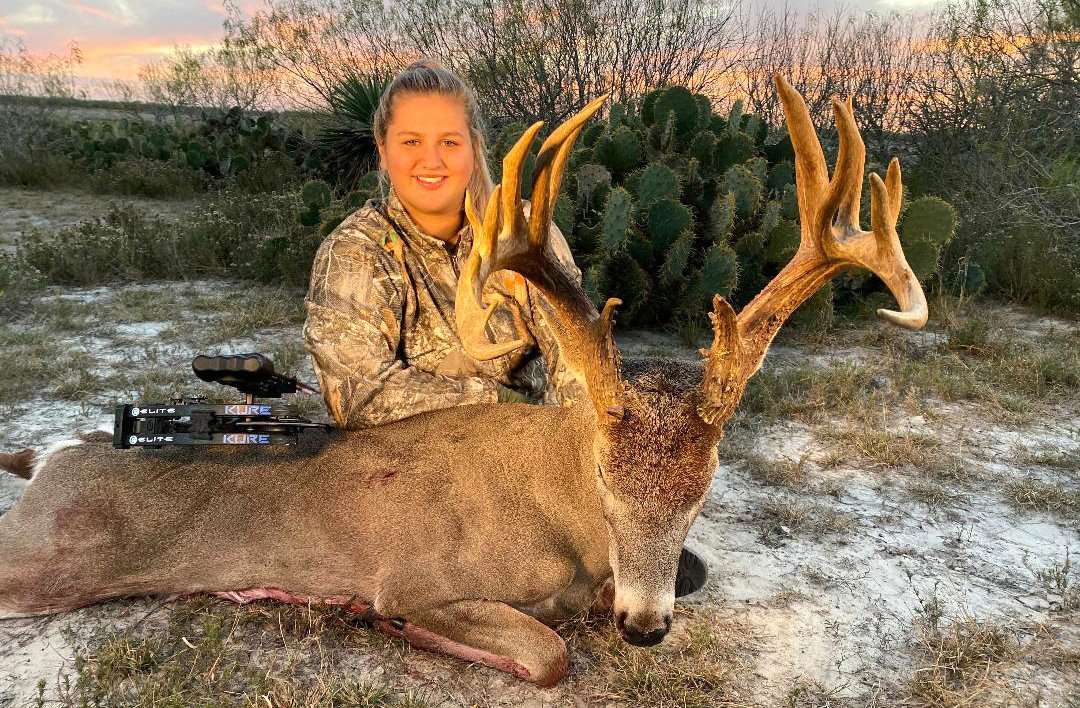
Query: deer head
456 75 927 646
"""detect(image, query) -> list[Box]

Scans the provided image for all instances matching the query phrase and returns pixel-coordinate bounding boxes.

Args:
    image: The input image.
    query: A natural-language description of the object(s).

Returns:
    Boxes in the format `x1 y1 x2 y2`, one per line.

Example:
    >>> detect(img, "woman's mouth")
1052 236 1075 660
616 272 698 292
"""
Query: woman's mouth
414 176 447 190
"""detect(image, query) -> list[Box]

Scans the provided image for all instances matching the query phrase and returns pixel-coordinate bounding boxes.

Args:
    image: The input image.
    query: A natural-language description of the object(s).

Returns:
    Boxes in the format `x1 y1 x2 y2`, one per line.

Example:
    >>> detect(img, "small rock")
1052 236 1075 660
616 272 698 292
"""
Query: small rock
1024 595 1051 611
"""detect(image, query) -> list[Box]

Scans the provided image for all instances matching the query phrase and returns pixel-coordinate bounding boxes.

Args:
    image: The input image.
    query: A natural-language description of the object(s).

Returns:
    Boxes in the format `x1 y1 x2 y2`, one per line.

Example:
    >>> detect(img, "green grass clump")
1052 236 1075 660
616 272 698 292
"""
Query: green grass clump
15 190 312 287
738 362 879 424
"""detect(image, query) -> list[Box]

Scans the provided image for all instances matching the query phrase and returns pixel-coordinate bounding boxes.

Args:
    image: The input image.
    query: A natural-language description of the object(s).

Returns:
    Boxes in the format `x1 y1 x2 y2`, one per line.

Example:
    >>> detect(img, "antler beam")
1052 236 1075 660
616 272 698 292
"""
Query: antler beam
699 75 928 426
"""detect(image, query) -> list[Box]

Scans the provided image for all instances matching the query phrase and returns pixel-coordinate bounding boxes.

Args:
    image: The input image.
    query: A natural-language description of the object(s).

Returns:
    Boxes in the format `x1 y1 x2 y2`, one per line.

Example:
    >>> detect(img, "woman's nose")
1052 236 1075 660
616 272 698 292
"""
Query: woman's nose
420 143 445 169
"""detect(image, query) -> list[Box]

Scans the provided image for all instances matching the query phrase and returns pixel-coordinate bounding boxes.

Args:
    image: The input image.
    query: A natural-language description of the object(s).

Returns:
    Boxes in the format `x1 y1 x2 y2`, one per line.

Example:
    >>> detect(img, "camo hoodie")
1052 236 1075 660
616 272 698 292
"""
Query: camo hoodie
303 187 584 430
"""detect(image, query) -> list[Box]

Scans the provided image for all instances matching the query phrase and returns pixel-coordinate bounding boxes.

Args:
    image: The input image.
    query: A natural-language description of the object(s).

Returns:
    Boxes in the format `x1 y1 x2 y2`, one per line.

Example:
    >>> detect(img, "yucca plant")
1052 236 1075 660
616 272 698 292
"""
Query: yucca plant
316 72 390 189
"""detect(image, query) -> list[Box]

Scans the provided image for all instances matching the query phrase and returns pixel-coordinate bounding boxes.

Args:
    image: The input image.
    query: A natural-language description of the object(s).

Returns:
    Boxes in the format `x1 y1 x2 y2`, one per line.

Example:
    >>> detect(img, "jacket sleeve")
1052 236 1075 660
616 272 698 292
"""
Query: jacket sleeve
303 228 498 430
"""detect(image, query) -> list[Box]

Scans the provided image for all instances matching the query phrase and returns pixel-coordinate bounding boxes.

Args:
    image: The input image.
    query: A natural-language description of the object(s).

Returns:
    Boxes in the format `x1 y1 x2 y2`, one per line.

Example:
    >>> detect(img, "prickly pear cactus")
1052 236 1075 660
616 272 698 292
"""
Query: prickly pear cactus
298 179 332 229
484 84 956 336
900 196 958 281
652 86 701 141
724 165 764 221
630 162 681 211
709 192 736 244
646 198 693 253
576 163 612 209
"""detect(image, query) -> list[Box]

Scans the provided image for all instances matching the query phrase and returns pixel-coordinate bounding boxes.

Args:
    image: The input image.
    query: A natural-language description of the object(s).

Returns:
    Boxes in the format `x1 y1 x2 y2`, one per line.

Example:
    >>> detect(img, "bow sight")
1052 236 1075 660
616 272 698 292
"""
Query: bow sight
113 353 332 449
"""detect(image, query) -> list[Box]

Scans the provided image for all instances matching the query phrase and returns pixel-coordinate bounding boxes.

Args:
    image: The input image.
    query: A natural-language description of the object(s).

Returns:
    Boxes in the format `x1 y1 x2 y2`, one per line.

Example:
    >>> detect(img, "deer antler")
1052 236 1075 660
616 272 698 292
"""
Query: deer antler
699 75 928 426
456 95 625 421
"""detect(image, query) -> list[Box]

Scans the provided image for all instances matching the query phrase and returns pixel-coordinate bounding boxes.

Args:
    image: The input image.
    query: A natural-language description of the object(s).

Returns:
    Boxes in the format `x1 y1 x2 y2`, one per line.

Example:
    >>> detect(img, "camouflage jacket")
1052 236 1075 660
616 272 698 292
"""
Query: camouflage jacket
303 187 584 430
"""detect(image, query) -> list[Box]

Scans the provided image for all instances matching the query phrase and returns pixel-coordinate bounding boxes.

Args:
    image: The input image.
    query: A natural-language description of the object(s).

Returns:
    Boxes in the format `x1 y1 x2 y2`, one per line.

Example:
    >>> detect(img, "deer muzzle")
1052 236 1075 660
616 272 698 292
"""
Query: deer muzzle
613 584 675 646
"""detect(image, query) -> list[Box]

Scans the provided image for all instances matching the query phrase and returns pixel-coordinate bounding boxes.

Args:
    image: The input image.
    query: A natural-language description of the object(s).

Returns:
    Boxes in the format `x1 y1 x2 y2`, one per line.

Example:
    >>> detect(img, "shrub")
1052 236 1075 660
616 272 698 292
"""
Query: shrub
17 190 309 286
19 205 175 284
91 157 205 199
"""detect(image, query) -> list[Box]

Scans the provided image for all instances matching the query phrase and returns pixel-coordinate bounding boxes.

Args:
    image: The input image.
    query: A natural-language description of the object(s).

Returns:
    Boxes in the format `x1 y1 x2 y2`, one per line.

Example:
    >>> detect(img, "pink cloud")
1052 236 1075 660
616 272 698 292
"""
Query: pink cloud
66 2 116 22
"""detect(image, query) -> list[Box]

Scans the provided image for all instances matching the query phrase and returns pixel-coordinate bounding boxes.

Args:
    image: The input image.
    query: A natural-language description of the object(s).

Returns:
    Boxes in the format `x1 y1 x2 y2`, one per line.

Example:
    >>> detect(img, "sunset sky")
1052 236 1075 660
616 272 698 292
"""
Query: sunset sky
1 0 944 85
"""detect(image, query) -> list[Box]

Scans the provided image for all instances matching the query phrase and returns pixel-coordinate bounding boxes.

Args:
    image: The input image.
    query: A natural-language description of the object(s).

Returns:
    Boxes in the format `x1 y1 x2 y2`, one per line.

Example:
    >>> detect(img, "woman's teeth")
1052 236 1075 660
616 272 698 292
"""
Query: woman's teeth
416 176 445 185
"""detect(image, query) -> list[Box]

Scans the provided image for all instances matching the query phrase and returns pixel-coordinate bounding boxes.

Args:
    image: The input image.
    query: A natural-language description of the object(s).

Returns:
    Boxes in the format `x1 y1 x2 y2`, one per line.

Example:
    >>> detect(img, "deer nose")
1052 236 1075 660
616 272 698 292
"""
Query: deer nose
616 611 672 647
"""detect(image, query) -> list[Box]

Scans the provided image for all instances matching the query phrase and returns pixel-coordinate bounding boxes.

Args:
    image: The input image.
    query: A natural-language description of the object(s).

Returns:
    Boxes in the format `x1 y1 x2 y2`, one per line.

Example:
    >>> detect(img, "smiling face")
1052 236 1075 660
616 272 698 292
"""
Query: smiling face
376 92 475 234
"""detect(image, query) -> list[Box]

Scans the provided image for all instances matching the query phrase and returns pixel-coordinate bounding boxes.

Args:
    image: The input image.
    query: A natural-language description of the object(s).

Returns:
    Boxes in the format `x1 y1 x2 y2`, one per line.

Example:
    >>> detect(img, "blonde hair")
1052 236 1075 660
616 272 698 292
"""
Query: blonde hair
372 59 495 223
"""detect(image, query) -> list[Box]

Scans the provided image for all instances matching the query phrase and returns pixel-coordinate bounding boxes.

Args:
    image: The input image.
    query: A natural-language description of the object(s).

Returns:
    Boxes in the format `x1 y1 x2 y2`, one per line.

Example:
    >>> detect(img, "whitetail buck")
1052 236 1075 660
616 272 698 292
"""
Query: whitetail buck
0 76 926 687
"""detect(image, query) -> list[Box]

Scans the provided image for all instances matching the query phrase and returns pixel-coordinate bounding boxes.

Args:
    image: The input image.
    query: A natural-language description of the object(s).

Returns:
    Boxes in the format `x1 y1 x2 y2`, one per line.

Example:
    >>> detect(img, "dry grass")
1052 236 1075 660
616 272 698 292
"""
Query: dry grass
1015 444 1080 472
784 676 883 707
55 597 430 708
743 452 810 487
1031 549 1080 612
892 318 1079 415
756 497 855 544
0 326 66 410
907 611 1020 708
905 479 962 509
562 607 755 708
55 597 756 708
1005 477 1080 519
737 362 881 425
817 427 934 468
205 288 306 343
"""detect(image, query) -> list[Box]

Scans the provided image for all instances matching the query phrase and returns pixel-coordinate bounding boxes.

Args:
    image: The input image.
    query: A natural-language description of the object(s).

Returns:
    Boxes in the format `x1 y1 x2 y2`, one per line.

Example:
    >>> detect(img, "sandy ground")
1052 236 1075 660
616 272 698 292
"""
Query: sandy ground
0 280 1076 706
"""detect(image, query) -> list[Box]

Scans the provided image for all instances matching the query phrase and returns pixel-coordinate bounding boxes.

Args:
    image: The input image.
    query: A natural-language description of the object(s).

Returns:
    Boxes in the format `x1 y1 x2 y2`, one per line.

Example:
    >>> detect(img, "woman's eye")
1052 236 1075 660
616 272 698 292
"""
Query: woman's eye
443 140 459 147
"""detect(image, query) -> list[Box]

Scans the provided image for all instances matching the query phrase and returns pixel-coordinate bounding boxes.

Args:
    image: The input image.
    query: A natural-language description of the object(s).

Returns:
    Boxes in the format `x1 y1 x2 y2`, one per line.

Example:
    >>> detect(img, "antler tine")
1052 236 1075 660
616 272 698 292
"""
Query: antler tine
884 157 902 223
822 96 865 238
867 164 927 329
500 121 546 244
529 94 610 248
455 94 623 421
457 185 529 361
775 75 829 230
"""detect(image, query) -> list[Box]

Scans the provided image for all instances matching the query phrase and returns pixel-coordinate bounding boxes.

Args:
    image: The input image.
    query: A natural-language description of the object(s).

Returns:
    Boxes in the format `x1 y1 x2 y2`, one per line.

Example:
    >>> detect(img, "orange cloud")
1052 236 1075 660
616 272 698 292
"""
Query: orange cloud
78 38 219 80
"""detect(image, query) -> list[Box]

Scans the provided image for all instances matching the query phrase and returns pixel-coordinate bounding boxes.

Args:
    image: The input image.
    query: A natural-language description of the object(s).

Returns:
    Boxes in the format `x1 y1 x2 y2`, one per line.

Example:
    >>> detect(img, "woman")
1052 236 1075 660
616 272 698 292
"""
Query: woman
303 60 583 430
303 59 706 596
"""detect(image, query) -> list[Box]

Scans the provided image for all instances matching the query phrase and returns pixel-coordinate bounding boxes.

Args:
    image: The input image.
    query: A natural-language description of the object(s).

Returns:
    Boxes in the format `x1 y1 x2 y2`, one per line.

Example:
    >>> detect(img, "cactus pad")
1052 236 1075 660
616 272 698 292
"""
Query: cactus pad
901 196 957 249
653 86 701 139
302 179 333 209
723 165 764 220
601 187 634 253
646 198 693 253
630 162 681 211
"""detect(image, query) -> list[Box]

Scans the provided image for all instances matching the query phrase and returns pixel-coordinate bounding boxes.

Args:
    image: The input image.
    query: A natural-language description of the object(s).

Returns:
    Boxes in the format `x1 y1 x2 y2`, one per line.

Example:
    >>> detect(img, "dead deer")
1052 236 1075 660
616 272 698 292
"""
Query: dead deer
0 76 926 687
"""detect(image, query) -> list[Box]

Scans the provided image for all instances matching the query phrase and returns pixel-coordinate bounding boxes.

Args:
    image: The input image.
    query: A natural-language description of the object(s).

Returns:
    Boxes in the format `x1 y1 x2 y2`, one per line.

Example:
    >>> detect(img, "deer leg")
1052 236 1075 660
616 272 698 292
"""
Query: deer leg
211 590 567 686
387 600 569 687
